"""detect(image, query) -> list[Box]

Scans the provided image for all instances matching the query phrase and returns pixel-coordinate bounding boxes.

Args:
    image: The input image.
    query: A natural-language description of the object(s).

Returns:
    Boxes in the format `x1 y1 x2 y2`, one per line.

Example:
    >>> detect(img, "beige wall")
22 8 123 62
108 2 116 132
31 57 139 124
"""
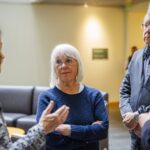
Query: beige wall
0 3 127 102
126 2 148 57
77 7 125 102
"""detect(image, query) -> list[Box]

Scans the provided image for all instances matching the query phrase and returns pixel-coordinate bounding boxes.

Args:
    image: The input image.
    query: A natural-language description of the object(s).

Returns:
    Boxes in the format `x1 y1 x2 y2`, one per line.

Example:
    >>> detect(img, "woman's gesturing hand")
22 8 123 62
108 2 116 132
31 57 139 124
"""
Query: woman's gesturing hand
39 101 69 134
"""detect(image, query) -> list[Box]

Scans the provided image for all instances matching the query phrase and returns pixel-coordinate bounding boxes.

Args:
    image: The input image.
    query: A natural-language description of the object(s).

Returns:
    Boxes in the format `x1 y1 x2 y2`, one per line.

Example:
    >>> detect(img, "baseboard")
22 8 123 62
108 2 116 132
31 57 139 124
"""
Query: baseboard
109 101 119 110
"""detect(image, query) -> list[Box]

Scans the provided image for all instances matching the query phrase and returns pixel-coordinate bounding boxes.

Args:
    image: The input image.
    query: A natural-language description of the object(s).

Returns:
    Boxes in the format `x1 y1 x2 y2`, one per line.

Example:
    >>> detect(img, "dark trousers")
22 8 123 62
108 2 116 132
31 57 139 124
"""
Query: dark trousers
130 131 141 150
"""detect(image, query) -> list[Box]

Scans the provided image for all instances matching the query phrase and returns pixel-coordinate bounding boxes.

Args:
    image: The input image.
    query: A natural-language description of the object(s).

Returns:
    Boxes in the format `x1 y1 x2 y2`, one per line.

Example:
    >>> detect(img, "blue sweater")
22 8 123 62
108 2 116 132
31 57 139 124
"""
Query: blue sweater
36 85 108 150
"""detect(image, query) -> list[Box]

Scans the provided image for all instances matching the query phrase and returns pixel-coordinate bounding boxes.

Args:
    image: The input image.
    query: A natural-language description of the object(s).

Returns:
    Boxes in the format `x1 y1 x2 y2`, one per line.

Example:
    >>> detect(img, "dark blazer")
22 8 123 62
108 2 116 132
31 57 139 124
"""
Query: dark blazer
120 46 150 116
141 120 150 150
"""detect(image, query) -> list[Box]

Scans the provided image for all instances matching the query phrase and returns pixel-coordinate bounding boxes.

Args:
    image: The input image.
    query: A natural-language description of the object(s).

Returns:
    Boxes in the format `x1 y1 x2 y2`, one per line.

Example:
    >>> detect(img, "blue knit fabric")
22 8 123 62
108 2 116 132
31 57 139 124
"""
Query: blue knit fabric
36 85 108 150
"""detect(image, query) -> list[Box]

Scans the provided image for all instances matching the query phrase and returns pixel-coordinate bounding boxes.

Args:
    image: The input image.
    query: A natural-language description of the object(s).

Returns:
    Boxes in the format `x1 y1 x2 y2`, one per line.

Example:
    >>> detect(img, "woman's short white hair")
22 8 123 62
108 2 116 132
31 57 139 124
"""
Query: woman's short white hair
50 43 83 87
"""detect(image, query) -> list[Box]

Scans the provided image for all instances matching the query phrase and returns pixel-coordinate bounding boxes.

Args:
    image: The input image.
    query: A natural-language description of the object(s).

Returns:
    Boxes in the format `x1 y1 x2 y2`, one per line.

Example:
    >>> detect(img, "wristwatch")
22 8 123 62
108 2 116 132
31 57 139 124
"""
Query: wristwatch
134 112 139 122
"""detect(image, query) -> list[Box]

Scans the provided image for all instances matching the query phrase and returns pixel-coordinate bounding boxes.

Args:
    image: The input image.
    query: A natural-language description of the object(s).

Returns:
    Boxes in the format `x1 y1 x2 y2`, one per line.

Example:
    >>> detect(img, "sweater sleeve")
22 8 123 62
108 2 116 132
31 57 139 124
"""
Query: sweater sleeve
0 124 45 150
138 105 150 114
70 93 108 142
0 123 12 150
70 122 108 142
9 124 45 150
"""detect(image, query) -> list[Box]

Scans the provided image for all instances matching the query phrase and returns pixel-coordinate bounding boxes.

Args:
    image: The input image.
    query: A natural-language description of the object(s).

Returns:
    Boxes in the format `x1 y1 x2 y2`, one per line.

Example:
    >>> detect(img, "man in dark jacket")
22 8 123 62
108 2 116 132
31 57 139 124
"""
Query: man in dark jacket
120 5 150 150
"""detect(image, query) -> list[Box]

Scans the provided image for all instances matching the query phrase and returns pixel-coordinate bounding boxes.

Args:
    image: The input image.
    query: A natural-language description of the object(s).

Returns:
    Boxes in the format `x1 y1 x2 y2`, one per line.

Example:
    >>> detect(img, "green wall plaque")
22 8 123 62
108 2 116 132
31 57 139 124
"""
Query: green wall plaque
92 48 108 59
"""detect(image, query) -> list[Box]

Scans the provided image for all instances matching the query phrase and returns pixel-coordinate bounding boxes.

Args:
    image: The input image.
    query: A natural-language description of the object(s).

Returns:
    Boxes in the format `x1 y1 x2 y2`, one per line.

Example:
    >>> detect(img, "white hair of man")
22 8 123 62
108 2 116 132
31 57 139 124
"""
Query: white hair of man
147 3 150 15
144 3 150 22
50 43 83 87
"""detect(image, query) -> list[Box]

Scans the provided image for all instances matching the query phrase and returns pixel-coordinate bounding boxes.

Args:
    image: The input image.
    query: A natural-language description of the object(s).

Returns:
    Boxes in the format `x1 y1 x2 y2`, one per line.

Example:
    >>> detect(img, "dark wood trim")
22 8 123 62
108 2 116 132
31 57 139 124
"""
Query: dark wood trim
109 101 119 110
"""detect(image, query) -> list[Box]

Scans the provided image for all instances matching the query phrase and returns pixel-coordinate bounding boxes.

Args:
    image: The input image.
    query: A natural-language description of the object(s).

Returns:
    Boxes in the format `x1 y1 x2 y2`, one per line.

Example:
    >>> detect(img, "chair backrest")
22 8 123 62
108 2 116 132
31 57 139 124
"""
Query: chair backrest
100 90 109 108
32 86 49 114
0 86 33 114
99 90 109 150
101 91 108 102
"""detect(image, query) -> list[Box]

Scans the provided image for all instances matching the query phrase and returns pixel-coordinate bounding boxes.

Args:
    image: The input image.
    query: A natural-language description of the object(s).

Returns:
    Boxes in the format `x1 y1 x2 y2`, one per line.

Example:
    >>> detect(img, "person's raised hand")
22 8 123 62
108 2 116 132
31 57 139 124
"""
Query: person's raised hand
39 101 69 134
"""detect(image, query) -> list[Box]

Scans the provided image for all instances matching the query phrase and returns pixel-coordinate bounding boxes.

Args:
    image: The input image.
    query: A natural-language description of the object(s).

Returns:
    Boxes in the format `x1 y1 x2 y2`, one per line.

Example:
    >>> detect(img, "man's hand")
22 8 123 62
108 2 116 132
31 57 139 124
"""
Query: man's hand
123 112 137 129
39 101 69 134
55 124 71 136
134 123 141 138
139 113 150 128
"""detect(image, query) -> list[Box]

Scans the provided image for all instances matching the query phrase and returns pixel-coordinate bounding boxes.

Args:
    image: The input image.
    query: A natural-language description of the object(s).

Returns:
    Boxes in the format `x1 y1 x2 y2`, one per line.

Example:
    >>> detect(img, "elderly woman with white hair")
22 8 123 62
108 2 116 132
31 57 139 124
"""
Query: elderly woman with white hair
36 43 108 150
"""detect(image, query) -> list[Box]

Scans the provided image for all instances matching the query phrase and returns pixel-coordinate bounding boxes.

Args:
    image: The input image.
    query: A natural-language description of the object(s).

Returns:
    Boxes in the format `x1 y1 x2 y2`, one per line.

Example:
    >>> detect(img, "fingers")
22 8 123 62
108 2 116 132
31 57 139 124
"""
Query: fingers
55 105 69 123
92 120 103 125
42 101 54 116
123 117 129 123
60 108 69 123
55 124 63 131
45 105 69 123
122 113 135 123
55 105 69 116
122 115 128 123
123 118 131 124
122 114 126 119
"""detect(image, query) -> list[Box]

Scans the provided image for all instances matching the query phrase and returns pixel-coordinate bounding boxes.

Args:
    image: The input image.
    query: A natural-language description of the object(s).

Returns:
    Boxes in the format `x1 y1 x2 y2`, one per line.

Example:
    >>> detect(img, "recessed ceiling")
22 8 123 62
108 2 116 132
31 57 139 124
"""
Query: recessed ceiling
0 0 148 7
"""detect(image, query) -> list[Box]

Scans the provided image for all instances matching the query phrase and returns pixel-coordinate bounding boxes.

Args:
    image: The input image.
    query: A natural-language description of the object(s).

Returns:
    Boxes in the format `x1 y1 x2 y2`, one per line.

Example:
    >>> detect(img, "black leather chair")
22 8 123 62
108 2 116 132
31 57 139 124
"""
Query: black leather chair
0 86 33 126
16 86 49 131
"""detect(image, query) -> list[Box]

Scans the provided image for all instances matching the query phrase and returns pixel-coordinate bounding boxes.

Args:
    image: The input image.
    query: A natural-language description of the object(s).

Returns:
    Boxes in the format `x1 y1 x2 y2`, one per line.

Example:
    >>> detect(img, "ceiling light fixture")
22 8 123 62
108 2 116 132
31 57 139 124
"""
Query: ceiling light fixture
84 3 88 8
